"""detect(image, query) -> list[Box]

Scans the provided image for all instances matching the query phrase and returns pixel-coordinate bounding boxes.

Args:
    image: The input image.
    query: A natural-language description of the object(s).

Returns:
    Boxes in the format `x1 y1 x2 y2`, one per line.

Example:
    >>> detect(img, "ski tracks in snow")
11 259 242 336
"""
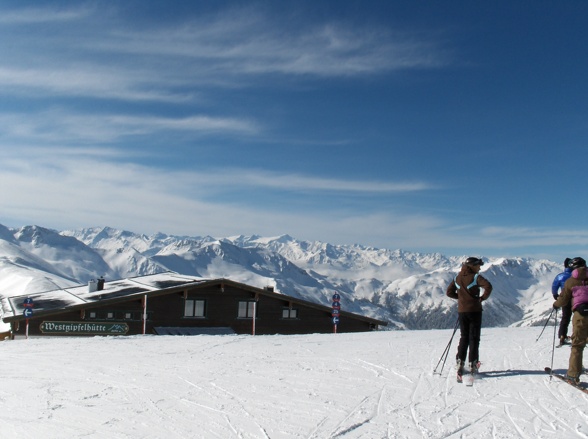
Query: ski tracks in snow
1 328 587 438
299 329 588 439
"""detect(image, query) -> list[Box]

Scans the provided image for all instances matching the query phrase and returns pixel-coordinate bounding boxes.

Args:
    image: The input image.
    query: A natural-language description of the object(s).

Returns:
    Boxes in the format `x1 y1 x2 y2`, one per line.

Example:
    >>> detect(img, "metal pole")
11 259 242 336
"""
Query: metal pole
433 317 460 375
549 309 558 379
142 294 147 335
536 307 555 342
252 300 256 336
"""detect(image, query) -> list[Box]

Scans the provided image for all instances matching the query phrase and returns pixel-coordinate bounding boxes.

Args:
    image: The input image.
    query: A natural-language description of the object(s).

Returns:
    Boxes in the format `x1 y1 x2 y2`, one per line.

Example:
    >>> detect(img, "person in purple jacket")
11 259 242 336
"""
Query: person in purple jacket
553 257 588 384
552 258 573 345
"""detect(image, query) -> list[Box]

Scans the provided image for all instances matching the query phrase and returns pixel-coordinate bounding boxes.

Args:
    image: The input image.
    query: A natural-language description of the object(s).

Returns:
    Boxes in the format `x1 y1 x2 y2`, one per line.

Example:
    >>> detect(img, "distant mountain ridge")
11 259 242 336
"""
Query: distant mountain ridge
0 224 557 329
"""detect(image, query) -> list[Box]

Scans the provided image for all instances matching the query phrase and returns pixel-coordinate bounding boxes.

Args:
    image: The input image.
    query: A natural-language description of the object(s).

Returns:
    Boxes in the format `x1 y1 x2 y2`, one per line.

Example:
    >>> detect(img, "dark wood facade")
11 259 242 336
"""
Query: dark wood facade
6 277 386 336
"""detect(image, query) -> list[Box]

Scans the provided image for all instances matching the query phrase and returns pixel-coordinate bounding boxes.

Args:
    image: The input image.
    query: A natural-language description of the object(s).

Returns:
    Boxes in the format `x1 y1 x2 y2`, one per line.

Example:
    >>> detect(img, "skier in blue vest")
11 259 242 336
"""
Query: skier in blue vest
552 258 573 345
446 257 493 379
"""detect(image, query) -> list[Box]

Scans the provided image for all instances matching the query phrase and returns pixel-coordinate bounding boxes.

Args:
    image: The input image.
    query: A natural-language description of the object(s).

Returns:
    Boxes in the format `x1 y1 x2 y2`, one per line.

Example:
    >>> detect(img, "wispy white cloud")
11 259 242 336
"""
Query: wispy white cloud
0 66 194 103
0 148 431 195
0 5 93 24
184 169 432 193
480 226 588 246
0 110 259 144
93 10 449 78
108 115 259 135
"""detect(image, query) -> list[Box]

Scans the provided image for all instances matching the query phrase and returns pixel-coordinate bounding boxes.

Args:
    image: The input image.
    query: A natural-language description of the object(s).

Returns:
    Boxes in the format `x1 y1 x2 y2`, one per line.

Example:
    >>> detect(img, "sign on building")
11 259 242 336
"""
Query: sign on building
40 321 129 335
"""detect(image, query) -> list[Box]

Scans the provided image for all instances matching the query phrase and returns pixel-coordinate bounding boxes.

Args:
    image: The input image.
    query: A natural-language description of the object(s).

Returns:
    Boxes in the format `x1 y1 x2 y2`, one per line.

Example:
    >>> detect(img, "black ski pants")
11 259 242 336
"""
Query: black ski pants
457 311 482 364
559 301 572 339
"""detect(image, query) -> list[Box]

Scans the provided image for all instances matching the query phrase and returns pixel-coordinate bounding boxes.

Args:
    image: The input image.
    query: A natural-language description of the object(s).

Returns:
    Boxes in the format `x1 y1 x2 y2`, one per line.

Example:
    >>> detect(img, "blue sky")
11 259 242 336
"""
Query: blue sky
1 1 587 261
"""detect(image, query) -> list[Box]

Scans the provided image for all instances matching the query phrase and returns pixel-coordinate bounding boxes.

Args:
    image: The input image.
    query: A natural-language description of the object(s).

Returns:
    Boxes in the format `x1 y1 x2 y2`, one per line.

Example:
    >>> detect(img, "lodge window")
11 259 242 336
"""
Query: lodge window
86 310 151 321
282 308 298 319
238 301 257 319
184 299 206 318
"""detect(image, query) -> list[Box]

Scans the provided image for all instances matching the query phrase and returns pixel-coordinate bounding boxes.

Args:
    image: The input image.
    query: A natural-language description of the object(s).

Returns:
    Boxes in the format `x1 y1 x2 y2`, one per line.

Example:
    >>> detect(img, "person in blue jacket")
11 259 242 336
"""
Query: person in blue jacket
552 258 573 345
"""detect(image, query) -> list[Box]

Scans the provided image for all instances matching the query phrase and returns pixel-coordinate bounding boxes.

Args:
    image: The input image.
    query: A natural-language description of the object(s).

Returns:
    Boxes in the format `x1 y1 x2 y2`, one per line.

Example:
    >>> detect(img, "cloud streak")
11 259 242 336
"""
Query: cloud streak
0 66 194 103
0 110 259 144
0 4 92 24
104 19 448 78
195 169 432 193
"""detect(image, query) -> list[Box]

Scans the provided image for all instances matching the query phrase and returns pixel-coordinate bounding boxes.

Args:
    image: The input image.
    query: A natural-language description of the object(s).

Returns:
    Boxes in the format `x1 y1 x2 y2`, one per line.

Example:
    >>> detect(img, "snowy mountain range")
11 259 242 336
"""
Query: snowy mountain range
0 224 560 329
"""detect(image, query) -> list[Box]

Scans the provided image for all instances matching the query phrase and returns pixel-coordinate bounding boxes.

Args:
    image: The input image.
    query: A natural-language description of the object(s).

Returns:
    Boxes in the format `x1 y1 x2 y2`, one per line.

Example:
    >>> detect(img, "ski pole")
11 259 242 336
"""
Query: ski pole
549 308 558 380
433 317 460 375
536 307 555 342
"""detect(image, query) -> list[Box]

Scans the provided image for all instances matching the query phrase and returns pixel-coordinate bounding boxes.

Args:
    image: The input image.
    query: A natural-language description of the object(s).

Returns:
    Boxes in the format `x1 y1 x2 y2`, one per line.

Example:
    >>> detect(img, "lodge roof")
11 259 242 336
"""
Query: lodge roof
1 272 387 327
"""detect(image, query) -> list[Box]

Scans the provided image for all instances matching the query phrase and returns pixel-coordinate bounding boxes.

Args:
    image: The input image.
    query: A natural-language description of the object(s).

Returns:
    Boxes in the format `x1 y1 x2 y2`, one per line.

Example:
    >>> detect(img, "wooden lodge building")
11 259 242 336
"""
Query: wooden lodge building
2 273 387 337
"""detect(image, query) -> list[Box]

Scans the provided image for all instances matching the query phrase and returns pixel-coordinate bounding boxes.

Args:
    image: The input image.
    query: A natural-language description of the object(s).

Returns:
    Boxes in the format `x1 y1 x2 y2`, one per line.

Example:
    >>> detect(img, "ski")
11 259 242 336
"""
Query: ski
463 373 474 386
544 367 588 394
464 362 480 386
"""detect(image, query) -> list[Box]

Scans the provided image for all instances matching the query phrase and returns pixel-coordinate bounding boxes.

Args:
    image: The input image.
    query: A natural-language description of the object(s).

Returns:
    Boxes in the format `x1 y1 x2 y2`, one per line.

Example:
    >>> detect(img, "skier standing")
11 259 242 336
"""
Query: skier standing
552 258 573 345
446 257 493 378
553 256 588 384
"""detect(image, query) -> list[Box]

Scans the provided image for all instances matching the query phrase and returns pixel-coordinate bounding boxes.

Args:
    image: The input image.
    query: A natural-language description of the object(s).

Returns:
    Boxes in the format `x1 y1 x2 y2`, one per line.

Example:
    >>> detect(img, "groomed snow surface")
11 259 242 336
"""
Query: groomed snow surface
1 326 586 438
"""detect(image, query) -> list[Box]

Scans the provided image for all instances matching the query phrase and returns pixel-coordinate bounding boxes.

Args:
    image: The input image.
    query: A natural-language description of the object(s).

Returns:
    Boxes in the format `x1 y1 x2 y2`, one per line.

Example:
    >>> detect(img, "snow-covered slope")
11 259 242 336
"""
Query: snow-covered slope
14 225 116 282
0 224 560 329
0 226 79 297
0 327 585 438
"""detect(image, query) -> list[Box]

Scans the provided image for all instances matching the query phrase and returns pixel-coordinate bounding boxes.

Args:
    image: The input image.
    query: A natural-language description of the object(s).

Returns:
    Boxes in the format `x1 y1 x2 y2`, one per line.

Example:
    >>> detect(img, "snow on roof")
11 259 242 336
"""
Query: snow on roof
3 272 206 322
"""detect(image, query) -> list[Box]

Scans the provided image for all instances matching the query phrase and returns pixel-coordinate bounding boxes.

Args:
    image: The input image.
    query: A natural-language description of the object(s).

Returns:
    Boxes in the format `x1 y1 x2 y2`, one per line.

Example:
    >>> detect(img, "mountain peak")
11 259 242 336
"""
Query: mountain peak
0 224 17 244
